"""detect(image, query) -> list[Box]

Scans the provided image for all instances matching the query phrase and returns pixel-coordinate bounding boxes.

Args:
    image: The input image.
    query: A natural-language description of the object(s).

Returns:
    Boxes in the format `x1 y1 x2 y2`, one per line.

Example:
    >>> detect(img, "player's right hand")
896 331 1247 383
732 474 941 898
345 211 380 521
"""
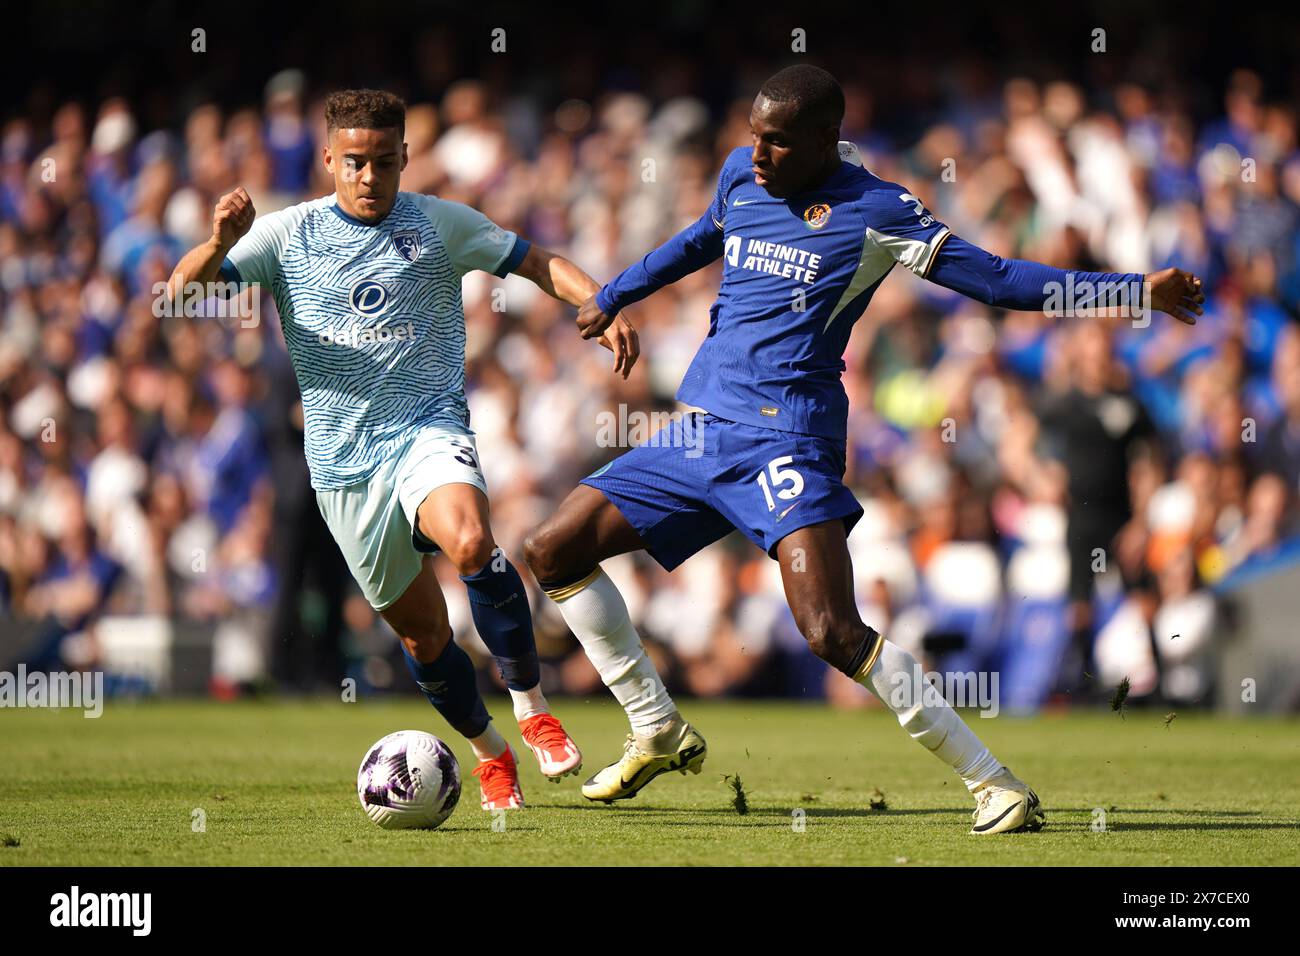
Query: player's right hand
577 294 617 339
212 187 255 251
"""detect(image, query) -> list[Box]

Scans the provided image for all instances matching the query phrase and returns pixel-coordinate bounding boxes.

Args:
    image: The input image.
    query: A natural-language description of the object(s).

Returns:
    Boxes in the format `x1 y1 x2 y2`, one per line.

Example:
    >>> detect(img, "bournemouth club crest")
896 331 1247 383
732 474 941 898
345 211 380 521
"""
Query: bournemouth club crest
392 230 422 262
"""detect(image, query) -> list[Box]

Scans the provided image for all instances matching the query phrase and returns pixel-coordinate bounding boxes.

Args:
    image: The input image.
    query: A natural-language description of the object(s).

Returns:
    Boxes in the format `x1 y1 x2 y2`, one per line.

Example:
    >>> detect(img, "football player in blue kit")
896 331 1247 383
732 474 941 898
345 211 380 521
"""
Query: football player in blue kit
523 65 1204 833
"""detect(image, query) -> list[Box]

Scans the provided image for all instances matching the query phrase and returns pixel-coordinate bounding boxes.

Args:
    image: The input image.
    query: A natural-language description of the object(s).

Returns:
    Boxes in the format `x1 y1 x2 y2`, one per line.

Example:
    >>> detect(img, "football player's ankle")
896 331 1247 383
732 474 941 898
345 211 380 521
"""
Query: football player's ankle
963 763 1010 793
633 711 685 751
470 725 509 762
510 684 549 722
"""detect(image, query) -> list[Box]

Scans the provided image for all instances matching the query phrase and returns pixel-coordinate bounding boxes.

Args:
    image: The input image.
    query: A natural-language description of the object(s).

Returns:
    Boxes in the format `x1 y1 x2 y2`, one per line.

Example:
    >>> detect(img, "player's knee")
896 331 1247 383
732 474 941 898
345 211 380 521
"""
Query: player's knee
442 527 495 575
796 610 859 670
522 521 567 583
521 527 545 574
796 609 835 660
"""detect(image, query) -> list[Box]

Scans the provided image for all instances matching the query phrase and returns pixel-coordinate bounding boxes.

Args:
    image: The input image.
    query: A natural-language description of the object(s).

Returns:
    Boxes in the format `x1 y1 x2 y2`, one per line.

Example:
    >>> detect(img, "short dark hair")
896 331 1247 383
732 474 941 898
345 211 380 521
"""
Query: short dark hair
325 89 406 138
758 65 845 129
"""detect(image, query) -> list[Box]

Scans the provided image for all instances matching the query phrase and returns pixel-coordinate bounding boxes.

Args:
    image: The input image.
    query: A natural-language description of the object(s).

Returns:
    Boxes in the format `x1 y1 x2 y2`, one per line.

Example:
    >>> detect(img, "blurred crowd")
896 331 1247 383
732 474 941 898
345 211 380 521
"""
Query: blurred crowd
3 58 1299 710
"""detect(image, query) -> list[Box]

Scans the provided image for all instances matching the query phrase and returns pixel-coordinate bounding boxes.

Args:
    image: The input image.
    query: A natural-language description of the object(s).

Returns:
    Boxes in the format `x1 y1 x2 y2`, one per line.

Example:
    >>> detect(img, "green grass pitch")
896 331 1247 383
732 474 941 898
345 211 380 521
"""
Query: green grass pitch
2 698 1297 865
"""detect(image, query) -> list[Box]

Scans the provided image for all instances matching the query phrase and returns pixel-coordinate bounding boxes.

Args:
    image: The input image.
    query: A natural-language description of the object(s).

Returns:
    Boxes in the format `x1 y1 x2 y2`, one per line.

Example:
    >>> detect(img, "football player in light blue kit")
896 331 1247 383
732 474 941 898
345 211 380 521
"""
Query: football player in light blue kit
168 90 640 811
525 66 1206 833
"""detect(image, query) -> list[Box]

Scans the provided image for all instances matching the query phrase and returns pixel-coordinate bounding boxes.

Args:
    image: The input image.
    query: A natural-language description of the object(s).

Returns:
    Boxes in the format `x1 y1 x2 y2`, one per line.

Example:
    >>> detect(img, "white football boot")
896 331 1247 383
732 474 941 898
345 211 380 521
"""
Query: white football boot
970 768 1046 835
582 716 707 803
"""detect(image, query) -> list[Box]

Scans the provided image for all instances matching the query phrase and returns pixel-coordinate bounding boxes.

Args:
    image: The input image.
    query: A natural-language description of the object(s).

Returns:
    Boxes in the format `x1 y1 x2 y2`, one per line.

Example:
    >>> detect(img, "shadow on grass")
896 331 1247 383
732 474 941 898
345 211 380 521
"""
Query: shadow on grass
534 804 941 819
1051 807 1263 816
527 804 1290 832
1071 821 1295 832
427 825 546 834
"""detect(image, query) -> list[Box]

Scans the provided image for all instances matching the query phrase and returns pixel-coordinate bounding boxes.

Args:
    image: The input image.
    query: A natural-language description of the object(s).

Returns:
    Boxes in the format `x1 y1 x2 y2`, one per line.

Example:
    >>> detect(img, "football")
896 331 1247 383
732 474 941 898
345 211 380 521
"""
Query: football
357 730 461 830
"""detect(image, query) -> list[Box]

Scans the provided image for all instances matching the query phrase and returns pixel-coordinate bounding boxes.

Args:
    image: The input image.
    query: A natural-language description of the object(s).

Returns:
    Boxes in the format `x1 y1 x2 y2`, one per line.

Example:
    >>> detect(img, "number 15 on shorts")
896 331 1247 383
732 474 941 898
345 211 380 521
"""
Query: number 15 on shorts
756 456 804 511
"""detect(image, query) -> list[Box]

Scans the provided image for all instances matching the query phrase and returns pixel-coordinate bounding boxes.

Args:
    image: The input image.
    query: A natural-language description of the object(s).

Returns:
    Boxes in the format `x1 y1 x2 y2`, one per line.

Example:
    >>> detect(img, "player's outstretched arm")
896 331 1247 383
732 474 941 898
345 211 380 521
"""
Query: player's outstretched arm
924 234 1205 324
576 210 726 340
166 187 255 307
511 243 640 379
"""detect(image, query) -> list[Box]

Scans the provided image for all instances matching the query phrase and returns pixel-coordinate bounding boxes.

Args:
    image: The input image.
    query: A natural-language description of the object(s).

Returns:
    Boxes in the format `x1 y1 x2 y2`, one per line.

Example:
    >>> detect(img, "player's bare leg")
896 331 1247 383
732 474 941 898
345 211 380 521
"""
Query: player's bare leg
415 481 581 782
380 559 522 809
777 519 1045 834
523 485 707 801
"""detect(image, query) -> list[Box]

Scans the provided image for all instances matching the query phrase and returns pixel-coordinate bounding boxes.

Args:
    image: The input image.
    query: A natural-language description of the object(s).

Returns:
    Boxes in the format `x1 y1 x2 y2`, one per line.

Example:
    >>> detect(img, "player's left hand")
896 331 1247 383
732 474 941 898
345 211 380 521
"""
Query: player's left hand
1145 268 1205 325
596 314 639 379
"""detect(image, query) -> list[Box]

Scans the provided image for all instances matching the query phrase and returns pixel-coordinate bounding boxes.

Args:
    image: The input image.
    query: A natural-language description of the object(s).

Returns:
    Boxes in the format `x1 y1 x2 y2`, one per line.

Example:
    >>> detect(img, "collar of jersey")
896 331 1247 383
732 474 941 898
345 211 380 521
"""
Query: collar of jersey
743 159 855 203
329 196 393 228
798 159 854 195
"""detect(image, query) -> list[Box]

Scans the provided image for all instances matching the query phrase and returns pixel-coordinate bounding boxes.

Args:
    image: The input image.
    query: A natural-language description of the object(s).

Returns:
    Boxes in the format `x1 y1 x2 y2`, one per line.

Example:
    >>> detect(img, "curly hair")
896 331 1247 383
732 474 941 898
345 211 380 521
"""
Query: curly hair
324 89 406 138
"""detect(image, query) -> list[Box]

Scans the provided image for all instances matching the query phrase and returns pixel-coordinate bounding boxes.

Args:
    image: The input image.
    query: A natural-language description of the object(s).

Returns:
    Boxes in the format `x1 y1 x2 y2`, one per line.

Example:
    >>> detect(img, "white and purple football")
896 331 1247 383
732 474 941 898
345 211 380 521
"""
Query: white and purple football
357 730 461 830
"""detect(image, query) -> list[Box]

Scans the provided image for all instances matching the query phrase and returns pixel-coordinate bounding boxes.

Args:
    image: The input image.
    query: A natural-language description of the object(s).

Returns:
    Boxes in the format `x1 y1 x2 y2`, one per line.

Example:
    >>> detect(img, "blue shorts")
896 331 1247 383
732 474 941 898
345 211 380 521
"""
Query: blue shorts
581 413 864 571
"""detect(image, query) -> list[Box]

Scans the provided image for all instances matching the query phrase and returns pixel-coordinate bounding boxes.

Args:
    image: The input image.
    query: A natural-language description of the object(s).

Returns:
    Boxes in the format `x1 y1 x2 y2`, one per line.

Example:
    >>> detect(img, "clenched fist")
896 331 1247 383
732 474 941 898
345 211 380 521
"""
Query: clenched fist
213 187 255 252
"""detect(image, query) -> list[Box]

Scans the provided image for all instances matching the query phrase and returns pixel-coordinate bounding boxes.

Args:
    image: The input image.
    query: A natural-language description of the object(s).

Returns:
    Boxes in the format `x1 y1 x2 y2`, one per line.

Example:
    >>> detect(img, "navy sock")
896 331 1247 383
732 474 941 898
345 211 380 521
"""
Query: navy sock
402 637 490 738
841 626 883 678
460 556 541 691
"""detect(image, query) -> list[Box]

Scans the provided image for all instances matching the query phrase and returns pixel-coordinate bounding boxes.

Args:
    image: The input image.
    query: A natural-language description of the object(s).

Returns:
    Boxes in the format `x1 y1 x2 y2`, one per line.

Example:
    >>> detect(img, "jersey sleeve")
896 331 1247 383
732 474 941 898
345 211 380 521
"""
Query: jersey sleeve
704 147 749 229
859 185 953 279
409 194 529 277
926 235 1146 312
863 184 1146 310
220 205 304 288
595 149 744 314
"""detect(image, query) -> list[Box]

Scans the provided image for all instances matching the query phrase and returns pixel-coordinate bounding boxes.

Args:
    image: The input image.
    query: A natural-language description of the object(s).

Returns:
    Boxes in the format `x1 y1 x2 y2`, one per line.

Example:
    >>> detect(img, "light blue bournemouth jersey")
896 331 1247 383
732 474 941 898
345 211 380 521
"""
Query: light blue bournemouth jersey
220 192 528 490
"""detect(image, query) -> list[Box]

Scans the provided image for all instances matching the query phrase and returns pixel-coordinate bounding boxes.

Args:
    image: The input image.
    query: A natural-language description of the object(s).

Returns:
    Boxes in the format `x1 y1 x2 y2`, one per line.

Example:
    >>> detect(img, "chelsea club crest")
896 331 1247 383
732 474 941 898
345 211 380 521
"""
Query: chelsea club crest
803 203 832 229
392 230 421 262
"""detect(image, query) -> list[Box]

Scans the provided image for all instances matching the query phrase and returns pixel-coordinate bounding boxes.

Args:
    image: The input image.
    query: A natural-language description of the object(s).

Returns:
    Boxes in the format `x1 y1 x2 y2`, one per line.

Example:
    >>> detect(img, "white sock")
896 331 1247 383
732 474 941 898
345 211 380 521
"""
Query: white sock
550 568 678 733
857 638 1003 790
469 723 508 762
509 685 549 722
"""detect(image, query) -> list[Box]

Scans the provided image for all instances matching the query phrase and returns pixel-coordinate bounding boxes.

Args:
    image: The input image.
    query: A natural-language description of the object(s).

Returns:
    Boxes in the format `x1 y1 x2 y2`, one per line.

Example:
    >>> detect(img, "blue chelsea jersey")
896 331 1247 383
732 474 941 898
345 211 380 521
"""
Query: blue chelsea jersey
676 145 951 440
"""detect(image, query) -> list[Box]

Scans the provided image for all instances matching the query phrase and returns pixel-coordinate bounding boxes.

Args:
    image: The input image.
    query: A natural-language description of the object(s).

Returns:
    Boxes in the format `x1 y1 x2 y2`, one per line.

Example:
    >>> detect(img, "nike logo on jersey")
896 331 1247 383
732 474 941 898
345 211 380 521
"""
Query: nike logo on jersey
732 197 758 206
